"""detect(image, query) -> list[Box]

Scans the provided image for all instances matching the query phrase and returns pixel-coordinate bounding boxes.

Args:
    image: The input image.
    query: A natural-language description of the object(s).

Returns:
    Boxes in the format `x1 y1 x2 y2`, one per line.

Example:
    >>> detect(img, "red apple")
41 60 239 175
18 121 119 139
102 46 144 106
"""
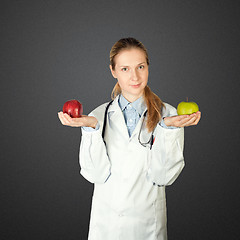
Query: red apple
63 99 83 118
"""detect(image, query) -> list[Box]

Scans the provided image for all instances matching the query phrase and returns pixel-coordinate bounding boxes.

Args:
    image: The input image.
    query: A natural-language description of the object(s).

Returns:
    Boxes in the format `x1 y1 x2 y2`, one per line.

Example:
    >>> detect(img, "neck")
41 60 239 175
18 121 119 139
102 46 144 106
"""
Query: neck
121 93 143 103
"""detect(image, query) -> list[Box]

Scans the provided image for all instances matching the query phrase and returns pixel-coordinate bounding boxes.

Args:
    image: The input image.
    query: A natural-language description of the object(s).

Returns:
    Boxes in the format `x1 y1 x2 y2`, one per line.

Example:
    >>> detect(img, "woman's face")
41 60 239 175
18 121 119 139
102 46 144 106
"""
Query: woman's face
110 48 149 102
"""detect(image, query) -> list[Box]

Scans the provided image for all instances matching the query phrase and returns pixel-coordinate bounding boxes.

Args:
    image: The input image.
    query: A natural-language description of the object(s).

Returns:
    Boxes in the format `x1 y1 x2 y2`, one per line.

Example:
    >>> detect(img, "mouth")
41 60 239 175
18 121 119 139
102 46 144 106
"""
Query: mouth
130 83 141 88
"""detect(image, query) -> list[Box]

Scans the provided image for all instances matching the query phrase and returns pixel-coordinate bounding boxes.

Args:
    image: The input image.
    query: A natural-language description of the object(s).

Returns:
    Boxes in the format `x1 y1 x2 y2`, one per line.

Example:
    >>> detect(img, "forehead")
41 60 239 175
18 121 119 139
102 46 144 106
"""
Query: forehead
114 48 146 66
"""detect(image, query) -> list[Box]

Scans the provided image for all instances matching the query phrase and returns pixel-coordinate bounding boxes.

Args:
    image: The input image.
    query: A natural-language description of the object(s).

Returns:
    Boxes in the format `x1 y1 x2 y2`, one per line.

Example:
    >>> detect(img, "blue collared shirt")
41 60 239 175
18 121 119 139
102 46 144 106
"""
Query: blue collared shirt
118 95 176 136
82 94 176 134
118 95 145 137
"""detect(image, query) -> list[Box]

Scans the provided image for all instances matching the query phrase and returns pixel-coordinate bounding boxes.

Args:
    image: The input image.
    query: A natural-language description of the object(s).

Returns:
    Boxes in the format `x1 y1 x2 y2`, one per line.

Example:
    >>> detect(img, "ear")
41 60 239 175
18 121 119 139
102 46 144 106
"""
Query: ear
109 65 117 79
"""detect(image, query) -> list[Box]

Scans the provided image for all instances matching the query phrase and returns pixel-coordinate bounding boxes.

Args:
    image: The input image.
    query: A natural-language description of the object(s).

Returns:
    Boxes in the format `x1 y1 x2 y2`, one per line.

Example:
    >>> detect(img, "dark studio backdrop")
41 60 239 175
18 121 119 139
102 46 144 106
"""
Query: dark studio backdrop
1 0 240 239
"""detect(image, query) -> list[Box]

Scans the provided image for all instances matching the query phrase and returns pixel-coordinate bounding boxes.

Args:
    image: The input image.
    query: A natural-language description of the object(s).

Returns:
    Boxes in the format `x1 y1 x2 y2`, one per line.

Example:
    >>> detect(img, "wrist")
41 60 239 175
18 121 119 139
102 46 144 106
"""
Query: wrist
90 119 98 129
163 117 172 127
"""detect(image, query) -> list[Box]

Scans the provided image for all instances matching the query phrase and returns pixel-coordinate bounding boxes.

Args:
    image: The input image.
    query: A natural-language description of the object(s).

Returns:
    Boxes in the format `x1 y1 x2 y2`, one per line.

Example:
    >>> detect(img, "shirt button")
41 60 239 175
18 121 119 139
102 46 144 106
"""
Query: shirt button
129 119 133 122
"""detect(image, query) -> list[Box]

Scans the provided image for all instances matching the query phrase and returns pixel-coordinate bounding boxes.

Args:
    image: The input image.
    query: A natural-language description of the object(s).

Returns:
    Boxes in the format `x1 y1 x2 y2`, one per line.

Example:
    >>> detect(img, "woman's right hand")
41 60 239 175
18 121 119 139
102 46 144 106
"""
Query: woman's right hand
58 112 98 128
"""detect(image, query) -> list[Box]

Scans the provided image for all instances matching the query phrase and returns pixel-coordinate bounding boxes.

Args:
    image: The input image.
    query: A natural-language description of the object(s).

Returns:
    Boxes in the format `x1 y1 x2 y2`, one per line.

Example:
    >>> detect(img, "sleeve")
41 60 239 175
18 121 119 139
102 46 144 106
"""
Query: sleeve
146 103 185 186
82 122 100 132
79 104 111 184
159 118 177 129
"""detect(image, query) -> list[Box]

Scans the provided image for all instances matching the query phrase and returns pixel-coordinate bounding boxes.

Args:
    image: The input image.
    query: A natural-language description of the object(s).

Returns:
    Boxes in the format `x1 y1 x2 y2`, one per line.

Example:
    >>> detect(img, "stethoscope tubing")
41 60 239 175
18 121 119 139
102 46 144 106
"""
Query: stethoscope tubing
102 100 154 149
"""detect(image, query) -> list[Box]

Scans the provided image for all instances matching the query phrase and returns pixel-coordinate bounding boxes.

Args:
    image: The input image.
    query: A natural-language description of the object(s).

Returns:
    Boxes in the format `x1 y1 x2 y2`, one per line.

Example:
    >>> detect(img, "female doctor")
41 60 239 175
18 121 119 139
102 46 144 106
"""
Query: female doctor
58 37 201 240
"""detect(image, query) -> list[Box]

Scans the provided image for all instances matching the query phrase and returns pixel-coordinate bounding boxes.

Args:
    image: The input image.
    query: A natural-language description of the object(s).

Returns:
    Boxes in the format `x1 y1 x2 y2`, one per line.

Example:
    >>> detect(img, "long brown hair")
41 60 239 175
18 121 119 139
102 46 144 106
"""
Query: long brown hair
110 37 165 132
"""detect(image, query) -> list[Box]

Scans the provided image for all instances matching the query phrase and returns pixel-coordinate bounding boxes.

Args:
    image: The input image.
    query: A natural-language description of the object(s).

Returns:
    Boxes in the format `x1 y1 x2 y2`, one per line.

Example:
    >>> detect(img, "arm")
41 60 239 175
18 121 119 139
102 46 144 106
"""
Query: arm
79 103 111 184
79 126 111 184
58 104 111 184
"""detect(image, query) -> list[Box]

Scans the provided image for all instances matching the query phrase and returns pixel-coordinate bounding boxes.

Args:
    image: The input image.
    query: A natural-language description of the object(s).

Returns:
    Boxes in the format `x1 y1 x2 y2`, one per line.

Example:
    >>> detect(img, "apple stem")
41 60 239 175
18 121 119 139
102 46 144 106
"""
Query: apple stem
186 97 188 102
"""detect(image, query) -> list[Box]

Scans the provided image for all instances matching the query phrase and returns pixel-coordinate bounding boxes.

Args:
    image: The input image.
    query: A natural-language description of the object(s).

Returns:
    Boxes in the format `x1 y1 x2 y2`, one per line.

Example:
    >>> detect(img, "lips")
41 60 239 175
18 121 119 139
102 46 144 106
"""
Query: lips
130 83 141 88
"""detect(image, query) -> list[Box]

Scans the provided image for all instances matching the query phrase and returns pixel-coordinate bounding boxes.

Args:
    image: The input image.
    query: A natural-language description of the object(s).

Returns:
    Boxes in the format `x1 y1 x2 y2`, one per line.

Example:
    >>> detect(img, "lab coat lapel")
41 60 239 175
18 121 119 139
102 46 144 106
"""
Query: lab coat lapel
108 96 129 139
129 108 150 141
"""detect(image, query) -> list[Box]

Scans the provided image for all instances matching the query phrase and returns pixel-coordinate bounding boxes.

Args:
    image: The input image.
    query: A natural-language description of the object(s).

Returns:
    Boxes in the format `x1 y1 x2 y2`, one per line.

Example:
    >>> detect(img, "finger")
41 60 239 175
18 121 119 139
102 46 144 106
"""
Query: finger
173 112 201 127
177 115 191 120
178 115 194 124
187 112 201 124
63 113 86 127
67 115 86 127
63 113 73 121
58 112 71 125
184 111 202 126
192 112 201 125
185 117 198 126
168 115 190 127
63 114 76 125
180 115 197 127
58 112 65 125
172 115 190 124
192 118 200 125
58 112 66 123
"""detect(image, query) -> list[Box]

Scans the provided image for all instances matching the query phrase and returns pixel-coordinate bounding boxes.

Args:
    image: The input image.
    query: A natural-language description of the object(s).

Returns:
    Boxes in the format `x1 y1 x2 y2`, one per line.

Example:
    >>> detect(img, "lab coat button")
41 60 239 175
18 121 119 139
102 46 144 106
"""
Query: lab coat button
118 213 123 217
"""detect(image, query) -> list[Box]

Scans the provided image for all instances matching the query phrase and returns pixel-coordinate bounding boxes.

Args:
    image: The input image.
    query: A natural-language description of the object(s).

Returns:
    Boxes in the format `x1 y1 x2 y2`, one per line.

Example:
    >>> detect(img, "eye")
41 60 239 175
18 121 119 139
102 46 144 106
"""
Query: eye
121 67 128 72
138 65 144 69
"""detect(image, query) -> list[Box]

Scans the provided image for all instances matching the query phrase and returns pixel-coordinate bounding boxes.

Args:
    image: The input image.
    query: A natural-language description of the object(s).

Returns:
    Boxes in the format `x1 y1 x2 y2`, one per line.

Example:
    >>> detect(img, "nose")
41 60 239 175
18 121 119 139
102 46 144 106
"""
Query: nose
131 69 138 81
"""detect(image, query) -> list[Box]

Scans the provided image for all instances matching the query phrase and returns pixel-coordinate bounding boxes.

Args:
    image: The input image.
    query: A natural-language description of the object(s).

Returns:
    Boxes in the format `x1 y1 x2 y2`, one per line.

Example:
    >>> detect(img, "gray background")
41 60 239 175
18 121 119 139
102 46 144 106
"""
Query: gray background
1 0 240 239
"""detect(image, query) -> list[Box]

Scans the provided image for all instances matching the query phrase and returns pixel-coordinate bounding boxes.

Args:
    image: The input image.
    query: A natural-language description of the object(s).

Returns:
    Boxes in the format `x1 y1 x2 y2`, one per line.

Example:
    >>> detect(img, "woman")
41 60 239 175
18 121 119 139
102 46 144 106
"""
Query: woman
58 37 201 240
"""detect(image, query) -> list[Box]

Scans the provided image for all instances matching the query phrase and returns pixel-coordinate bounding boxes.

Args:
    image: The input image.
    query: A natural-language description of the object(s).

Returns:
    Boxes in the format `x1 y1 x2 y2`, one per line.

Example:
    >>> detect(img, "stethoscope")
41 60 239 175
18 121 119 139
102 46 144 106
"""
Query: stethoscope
102 100 155 149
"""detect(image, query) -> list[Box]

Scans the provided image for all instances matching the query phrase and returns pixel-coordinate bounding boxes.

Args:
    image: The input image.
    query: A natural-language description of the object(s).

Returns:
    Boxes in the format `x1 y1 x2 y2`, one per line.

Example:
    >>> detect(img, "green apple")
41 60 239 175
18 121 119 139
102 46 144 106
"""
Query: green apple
177 101 199 115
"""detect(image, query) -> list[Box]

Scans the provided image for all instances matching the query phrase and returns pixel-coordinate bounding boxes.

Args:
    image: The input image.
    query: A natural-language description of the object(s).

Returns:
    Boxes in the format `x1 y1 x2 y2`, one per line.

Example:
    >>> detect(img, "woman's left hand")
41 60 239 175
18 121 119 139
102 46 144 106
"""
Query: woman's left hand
163 111 201 128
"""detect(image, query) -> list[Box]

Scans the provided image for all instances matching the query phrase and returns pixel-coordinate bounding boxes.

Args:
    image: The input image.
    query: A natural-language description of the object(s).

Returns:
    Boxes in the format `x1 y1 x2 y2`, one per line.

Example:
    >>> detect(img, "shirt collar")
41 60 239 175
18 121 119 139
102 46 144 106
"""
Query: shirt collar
118 94 146 116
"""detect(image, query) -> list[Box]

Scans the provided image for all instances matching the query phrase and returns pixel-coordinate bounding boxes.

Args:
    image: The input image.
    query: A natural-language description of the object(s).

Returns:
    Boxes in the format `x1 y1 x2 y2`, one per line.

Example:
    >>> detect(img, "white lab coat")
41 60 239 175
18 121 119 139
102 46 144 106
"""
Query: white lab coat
79 95 184 240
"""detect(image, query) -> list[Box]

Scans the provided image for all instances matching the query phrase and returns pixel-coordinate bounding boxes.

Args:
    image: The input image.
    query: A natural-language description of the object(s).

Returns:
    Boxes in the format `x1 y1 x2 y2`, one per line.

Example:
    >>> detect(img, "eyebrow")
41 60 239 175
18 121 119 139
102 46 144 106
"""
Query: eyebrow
119 62 146 67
